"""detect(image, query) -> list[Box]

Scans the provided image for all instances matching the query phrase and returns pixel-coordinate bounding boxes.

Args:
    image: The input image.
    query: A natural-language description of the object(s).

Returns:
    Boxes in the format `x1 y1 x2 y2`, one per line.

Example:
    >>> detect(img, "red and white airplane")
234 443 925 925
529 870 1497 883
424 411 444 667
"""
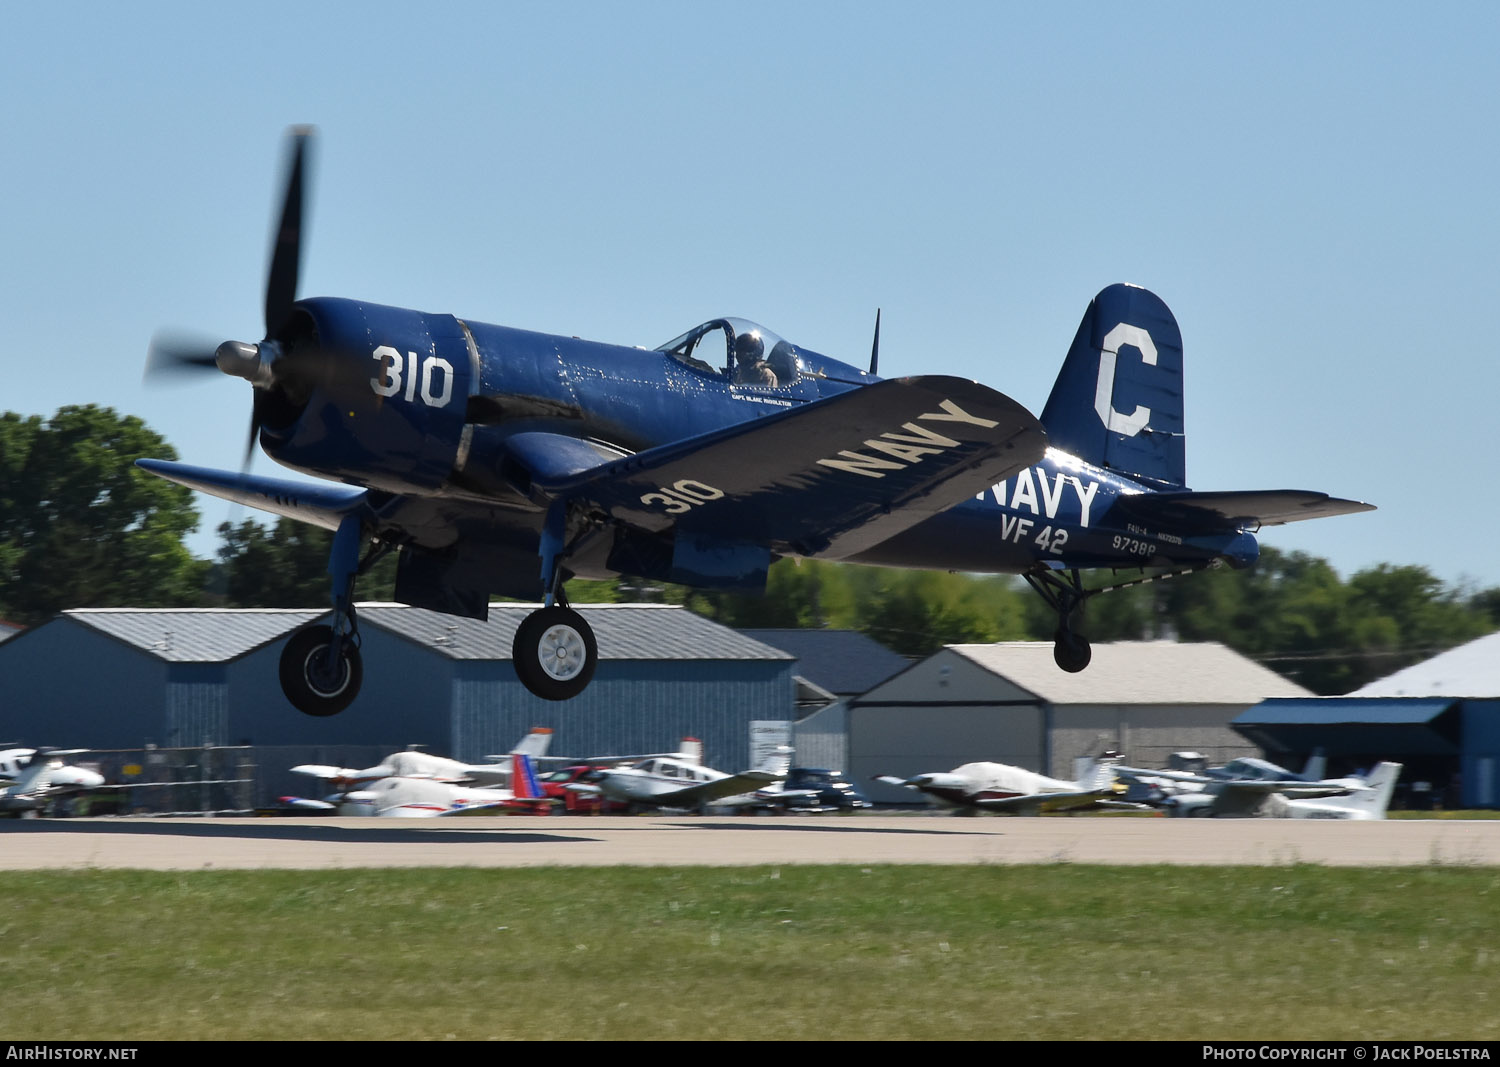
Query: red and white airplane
288 727 555 790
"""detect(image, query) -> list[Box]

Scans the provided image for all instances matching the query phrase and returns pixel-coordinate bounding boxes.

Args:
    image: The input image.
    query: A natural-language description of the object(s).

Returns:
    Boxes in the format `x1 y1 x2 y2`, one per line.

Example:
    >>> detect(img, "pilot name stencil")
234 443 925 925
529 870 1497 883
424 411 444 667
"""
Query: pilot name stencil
814 398 1000 478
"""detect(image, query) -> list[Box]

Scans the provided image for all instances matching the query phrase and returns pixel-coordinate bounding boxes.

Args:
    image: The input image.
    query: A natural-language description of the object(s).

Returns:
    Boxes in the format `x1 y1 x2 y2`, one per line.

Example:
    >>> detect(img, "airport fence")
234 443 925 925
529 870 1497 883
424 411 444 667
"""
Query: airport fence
52 744 401 815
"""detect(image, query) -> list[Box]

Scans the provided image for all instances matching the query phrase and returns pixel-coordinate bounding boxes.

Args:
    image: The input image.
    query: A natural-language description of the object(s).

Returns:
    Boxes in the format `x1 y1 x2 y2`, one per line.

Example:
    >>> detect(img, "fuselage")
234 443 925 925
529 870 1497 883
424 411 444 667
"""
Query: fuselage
591 757 728 805
914 763 1082 809
336 775 534 817
256 298 1258 589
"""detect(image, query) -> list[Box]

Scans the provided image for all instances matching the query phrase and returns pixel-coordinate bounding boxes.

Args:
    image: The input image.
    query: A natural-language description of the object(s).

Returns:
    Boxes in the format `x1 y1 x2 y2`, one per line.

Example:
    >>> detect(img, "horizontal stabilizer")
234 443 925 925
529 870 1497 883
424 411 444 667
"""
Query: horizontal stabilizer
536 376 1047 560
1118 489 1375 530
135 459 370 531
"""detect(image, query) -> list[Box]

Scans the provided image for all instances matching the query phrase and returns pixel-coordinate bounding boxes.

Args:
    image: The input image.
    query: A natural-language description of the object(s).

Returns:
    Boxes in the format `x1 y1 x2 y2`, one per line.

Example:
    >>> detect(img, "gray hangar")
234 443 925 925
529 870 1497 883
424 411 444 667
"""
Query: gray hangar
853 640 1312 804
1234 630 1500 809
0 604 796 771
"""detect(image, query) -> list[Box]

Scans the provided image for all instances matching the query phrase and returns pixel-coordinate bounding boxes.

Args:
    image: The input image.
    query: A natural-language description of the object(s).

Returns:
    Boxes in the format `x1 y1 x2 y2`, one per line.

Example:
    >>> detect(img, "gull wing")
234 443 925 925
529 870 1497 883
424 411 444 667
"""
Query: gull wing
523 376 1046 560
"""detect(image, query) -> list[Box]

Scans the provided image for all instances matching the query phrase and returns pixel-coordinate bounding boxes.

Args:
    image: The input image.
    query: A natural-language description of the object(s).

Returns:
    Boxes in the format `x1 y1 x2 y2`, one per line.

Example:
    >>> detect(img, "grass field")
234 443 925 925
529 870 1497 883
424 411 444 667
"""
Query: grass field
2 864 1496 1041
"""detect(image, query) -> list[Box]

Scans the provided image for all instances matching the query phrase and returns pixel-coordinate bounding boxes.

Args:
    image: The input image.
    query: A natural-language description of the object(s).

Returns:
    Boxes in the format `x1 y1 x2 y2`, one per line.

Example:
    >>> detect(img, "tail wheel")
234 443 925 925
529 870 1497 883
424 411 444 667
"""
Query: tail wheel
512 606 597 701
1052 629 1092 673
280 625 362 717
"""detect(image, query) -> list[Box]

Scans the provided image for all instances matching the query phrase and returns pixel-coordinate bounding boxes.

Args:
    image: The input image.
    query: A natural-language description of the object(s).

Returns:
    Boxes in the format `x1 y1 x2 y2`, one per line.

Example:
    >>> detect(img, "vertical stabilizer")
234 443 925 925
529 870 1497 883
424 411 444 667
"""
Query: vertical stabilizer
1341 762 1402 819
511 727 554 758
1041 284 1186 488
510 753 544 801
1299 750 1327 781
677 737 705 766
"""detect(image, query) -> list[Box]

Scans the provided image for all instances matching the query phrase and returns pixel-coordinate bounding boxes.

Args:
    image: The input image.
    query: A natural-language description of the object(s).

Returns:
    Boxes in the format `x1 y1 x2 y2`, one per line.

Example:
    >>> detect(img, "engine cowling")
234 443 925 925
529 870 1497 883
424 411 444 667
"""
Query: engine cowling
257 297 476 495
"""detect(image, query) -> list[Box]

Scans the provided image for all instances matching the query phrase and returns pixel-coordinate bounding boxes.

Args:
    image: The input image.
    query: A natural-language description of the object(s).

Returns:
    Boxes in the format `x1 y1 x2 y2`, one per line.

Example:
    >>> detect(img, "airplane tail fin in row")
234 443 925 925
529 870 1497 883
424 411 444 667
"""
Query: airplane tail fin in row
1343 762 1402 818
510 727 554 759
510 753 544 801
1041 284 1186 489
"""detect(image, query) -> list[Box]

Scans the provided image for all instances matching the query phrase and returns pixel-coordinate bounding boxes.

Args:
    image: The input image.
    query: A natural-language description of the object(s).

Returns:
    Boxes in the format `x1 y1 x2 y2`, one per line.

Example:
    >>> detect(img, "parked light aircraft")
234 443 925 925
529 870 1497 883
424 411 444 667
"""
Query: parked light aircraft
0 749 105 816
1113 753 1328 807
282 752 552 817
0 747 40 780
1157 762 1402 819
567 745 787 813
289 726 555 789
141 127 1372 714
695 747 826 812
874 755 1132 815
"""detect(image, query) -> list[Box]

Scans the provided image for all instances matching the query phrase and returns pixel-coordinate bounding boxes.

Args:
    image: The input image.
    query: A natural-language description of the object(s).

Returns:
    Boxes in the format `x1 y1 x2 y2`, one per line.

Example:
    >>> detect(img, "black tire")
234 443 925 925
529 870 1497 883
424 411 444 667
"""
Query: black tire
1052 630 1092 673
279 625 363 717
512 606 597 701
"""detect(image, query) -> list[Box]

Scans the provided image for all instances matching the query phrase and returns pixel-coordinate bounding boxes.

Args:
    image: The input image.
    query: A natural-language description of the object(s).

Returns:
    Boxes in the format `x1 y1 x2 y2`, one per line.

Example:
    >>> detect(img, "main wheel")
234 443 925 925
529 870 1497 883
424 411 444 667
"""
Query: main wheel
512 606 597 701
1052 629 1092 673
279 625 363 717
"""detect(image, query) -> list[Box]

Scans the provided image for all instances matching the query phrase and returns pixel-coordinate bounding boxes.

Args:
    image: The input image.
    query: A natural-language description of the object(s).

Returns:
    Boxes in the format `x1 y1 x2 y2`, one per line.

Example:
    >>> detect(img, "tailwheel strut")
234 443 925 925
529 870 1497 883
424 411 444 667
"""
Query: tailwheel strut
1024 562 1220 673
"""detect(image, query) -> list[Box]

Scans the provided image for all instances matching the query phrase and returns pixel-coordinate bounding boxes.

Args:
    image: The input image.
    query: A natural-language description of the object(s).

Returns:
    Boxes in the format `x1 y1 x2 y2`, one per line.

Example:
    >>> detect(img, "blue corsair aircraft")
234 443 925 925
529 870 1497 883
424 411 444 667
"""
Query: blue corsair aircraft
141 129 1373 716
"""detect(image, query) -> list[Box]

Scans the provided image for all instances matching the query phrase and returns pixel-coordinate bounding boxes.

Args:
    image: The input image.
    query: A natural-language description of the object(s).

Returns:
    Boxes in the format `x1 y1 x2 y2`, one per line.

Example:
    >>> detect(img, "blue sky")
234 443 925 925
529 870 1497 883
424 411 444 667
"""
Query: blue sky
4 2 1498 587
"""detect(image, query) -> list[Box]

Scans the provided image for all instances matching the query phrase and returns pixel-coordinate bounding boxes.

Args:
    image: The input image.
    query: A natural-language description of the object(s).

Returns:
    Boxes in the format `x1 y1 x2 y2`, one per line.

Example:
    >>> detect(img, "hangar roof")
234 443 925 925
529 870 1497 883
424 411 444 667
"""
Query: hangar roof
1349 632 1500 698
362 604 795 662
946 641 1312 705
63 608 324 662
1239 696 1458 726
739 629 907 696
1234 696 1463 757
54 604 793 665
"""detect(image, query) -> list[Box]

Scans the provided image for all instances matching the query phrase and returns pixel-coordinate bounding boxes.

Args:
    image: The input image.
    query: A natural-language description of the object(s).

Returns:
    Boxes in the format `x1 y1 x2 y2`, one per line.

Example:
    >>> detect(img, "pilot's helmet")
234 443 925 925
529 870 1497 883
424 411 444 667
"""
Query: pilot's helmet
735 331 765 366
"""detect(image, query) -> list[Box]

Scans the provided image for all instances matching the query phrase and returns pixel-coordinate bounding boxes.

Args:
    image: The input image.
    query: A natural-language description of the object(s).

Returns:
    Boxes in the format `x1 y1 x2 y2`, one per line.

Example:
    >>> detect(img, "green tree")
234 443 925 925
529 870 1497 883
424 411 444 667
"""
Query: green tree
0 406 206 623
212 517 397 606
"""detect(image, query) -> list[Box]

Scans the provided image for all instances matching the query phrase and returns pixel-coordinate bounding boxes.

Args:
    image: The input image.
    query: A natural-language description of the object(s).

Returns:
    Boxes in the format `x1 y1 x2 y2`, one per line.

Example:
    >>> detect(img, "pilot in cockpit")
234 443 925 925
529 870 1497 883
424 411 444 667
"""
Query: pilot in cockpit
733 331 779 388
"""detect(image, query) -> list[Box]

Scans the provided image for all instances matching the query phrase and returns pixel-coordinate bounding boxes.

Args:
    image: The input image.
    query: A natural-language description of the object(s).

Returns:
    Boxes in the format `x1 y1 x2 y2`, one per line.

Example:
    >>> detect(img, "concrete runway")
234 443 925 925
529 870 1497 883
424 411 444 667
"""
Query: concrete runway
2 814 1498 869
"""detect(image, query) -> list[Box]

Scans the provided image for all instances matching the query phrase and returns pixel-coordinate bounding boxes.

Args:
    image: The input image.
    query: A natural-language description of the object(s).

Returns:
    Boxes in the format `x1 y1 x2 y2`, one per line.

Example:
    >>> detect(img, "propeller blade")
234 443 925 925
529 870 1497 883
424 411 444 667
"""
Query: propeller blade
869 308 881 376
242 404 263 475
264 126 314 339
144 331 222 381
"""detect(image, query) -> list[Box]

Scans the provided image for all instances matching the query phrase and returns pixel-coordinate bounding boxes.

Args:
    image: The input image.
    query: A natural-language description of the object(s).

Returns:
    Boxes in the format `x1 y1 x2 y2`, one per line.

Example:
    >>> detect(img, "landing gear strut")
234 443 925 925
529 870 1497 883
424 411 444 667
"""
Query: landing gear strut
512 501 599 702
1024 561 1223 673
279 515 392 717
1026 568 1093 673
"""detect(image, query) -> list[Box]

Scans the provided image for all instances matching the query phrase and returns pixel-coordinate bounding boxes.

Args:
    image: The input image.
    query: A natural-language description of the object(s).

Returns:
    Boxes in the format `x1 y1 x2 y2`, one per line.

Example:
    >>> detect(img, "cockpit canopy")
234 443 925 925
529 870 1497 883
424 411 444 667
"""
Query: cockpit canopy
657 317 802 389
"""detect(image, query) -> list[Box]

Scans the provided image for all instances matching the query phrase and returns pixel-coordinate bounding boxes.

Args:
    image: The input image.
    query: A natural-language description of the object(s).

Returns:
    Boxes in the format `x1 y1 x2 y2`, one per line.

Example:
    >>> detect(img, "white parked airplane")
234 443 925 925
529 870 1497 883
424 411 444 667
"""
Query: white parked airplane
0 749 105 816
1113 753 1329 806
0 747 39 780
567 743 787 813
281 752 554 817
699 747 828 812
874 755 1132 815
1160 762 1403 819
290 727 556 789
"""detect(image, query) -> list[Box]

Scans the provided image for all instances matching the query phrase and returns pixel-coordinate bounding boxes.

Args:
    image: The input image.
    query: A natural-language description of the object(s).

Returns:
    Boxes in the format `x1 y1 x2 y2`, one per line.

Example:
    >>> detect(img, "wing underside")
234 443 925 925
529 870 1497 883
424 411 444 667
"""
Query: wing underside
1119 489 1375 530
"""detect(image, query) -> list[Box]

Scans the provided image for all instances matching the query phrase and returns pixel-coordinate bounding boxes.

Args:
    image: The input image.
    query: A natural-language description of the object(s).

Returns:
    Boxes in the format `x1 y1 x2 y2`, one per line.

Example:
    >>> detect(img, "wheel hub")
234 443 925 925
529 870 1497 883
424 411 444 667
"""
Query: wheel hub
539 624 586 682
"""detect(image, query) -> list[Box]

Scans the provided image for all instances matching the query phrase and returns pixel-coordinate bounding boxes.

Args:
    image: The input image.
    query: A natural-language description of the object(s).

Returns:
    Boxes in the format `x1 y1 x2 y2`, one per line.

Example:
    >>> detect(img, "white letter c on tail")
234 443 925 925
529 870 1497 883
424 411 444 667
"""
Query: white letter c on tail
1094 323 1156 437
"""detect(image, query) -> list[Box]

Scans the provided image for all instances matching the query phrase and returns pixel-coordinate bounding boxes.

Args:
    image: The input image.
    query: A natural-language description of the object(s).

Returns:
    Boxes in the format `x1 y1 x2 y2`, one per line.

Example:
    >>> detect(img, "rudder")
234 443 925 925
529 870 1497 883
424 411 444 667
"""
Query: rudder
1040 284 1186 488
